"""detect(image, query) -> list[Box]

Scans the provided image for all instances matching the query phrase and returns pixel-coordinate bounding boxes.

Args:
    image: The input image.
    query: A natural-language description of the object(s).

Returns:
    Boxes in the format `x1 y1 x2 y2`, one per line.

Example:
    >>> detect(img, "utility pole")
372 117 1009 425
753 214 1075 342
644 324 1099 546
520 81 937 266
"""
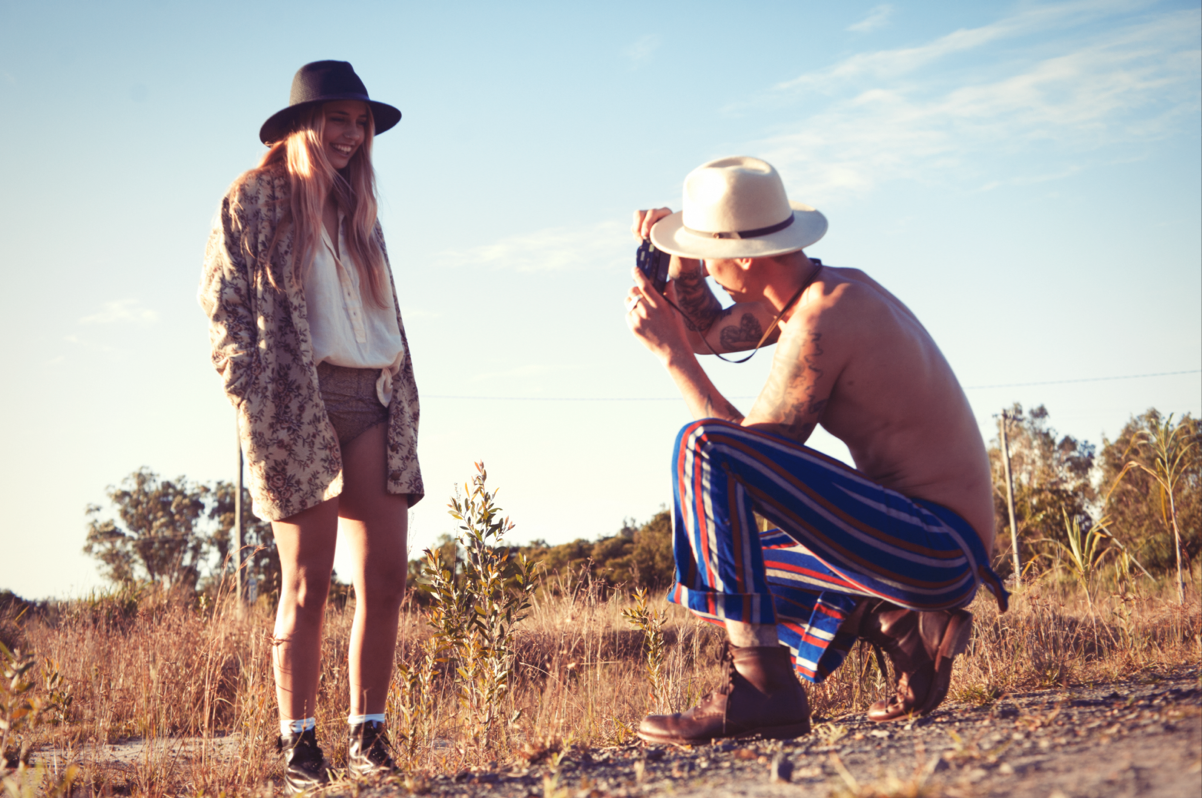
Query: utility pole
998 410 1021 590
234 415 244 605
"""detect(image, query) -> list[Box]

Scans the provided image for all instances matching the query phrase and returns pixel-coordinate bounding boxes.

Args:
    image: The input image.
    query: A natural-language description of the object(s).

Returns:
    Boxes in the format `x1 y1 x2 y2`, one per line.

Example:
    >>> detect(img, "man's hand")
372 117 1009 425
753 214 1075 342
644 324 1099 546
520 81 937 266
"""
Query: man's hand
627 207 689 362
631 207 673 241
626 263 690 363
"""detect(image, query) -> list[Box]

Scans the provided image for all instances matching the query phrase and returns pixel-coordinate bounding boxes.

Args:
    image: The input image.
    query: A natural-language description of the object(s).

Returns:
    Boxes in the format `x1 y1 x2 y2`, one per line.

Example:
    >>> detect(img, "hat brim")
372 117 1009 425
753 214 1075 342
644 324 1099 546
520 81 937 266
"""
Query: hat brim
259 99 402 145
650 202 827 260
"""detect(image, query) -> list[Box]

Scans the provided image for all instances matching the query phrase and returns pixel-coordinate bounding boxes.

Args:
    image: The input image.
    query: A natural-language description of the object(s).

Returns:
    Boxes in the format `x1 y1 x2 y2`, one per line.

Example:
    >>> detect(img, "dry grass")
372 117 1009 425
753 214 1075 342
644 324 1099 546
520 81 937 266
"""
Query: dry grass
3 565 1199 796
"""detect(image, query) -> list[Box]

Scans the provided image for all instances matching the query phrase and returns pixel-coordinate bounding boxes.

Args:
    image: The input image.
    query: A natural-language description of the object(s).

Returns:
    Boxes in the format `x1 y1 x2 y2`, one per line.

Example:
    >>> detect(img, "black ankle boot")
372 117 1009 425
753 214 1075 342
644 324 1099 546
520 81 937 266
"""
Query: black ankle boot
348 720 397 777
278 728 328 795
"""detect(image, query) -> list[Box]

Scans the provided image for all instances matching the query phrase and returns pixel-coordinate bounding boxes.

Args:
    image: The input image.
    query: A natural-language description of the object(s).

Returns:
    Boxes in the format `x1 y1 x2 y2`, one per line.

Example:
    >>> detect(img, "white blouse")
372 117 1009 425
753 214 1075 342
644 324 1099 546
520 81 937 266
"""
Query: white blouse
304 216 405 406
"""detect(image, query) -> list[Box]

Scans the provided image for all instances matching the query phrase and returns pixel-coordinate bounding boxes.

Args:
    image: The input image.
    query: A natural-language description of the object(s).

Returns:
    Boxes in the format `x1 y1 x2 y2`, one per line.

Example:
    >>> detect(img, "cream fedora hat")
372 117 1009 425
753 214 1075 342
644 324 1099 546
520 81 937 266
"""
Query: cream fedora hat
650 156 827 260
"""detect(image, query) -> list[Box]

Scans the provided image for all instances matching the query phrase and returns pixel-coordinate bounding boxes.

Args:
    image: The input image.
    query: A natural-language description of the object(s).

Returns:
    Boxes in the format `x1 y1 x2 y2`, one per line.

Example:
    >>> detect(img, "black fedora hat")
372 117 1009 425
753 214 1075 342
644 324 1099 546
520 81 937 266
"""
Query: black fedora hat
259 60 401 145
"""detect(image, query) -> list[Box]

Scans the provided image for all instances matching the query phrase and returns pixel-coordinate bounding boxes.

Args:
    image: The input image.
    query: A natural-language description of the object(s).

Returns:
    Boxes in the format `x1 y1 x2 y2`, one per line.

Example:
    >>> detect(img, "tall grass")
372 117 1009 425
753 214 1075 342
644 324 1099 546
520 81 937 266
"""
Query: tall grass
2 562 1198 796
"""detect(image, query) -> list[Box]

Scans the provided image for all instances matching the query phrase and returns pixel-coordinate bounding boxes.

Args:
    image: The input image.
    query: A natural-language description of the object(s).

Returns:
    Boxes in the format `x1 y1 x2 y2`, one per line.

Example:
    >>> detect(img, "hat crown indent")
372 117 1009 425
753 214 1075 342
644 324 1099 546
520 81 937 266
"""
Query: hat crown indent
290 60 369 105
682 156 793 235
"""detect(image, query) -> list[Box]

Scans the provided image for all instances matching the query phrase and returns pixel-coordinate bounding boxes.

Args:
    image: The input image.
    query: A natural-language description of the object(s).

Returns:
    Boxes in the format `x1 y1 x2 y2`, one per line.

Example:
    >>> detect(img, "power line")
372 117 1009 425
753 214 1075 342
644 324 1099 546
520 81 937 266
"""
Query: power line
425 368 1199 402
963 369 1199 390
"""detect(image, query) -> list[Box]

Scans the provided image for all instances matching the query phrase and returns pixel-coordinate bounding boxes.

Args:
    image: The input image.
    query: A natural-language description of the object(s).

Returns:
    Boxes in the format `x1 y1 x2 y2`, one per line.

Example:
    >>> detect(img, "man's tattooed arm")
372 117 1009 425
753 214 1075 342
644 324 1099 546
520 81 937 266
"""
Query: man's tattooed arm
718 312 766 351
704 393 746 423
744 331 829 443
672 258 781 354
672 258 723 333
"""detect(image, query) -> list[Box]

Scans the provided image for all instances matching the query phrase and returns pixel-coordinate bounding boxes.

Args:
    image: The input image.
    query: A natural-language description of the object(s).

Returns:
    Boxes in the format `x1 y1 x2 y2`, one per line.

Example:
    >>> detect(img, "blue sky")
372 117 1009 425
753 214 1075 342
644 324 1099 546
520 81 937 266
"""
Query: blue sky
1 0 1198 599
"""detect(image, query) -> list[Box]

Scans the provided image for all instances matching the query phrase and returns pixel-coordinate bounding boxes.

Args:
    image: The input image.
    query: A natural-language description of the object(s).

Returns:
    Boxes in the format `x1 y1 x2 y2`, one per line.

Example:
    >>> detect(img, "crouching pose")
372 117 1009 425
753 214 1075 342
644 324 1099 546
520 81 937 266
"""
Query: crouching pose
625 156 1007 744
200 61 423 791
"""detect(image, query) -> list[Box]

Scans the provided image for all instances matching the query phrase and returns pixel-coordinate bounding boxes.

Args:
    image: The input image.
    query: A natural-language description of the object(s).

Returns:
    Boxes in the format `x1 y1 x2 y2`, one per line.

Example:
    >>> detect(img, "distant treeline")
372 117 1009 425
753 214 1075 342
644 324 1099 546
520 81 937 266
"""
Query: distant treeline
985 406 1199 578
407 509 675 604
64 406 1197 602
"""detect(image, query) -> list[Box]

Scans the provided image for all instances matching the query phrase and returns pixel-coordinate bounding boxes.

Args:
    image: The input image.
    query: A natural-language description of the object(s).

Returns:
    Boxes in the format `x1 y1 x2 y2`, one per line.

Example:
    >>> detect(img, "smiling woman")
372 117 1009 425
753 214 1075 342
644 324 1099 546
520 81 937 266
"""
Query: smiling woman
198 60 421 793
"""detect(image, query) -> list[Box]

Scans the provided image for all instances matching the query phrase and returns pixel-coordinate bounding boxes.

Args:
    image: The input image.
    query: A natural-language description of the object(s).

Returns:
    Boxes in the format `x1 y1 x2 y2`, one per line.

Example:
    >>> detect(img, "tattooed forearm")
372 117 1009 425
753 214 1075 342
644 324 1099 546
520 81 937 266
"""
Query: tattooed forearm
673 259 723 332
718 312 765 351
704 393 745 423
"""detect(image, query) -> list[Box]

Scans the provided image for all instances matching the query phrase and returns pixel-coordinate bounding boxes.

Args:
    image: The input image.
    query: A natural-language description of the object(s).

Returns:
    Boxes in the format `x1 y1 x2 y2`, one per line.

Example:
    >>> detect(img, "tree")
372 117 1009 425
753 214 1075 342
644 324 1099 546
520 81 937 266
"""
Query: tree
987 404 1096 576
513 509 675 593
206 481 281 598
1099 411 1200 597
83 468 211 590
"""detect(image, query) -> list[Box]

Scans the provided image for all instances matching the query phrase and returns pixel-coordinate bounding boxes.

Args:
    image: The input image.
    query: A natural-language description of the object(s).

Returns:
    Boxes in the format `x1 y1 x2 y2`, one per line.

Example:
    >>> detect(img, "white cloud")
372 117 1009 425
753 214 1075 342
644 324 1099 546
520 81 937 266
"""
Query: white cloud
625 34 661 68
79 299 159 325
847 5 893 34
63 334 120 354
434 221 630 273
775 0 1149 94
747 4 1200 201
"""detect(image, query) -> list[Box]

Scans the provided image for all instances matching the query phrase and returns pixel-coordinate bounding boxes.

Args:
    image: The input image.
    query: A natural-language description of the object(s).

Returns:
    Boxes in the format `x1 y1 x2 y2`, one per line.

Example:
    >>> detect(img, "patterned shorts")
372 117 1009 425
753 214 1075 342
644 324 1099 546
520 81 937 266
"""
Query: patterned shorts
316 362 389 447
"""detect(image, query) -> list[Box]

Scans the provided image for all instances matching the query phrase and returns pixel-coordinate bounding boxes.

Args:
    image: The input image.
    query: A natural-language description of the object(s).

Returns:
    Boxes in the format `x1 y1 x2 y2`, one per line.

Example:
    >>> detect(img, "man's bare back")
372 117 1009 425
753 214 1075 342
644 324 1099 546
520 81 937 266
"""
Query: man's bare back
628 236 994 553
749 265 995 551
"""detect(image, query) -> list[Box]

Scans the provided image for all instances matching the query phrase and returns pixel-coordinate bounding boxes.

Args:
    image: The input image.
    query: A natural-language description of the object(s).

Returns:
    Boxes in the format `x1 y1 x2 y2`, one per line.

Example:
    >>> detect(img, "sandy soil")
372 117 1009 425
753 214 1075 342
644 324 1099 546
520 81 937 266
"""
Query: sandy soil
341 665 1201 798
25 666 1199 796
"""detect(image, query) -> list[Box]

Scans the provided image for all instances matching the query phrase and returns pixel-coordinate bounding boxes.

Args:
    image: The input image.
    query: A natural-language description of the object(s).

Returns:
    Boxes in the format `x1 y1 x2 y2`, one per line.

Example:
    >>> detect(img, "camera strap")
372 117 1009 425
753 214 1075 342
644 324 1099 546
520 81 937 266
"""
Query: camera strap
664 260 823 365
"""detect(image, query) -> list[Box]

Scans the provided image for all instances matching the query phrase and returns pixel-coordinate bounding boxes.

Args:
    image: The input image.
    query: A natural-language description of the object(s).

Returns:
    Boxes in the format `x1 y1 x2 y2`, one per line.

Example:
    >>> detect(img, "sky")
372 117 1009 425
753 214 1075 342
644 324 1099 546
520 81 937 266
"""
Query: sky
1 0 1198 600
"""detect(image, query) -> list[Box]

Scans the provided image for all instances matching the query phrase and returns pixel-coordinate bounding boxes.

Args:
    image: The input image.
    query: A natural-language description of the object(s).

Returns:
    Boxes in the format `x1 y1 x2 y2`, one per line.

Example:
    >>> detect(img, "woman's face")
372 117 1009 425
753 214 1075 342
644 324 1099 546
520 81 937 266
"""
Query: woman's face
321 100 370 170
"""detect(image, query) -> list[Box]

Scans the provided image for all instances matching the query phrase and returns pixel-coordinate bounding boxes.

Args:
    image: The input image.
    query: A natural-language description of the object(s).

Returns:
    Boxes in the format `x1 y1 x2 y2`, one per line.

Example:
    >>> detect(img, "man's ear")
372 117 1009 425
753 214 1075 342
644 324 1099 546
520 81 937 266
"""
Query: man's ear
734 257 756 272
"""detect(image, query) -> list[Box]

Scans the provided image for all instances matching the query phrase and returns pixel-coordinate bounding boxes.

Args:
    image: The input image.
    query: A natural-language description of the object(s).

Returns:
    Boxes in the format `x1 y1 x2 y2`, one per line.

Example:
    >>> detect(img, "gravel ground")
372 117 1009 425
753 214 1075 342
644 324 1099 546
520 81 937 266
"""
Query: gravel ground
333 665 1200 798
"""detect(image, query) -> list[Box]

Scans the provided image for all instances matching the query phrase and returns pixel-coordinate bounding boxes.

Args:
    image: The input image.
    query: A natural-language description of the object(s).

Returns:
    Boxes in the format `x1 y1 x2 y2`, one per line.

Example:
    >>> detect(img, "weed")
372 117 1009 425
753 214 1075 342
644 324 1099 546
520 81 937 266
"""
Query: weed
954 684 1003 707
416 462 538 753
0 644 76 797
621 586 668 712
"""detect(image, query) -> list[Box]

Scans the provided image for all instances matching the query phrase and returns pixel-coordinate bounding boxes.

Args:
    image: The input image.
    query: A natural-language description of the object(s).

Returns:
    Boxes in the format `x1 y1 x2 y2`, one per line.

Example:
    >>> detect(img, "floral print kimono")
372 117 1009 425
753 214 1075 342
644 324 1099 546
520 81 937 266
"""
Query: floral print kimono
199 163 423 521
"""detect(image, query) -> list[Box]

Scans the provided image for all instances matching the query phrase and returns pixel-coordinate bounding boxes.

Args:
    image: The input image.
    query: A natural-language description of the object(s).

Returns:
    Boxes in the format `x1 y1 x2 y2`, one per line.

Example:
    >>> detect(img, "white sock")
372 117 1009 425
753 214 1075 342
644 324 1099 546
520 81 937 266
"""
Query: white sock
280 717 316 736
347 713 386 726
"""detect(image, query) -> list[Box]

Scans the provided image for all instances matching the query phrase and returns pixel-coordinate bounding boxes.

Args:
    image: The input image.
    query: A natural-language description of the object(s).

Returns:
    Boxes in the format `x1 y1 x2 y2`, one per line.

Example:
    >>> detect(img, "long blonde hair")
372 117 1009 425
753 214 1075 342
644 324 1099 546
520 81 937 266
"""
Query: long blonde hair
249 104 388 307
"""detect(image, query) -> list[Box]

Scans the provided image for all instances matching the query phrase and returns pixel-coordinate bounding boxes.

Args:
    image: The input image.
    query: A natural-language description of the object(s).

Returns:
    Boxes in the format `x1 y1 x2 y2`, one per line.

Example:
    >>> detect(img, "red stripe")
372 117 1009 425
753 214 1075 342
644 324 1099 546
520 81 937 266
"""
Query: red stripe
767 560 856 589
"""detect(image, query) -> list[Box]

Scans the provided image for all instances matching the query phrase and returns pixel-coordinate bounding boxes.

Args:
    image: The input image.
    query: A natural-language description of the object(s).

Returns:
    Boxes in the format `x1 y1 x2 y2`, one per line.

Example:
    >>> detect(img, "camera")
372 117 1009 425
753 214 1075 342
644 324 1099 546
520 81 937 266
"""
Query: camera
636 239 671 294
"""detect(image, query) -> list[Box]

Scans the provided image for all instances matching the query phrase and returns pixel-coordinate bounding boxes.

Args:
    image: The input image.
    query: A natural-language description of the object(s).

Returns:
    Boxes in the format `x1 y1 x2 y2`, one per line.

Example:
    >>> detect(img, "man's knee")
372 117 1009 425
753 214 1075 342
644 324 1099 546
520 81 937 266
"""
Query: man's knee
674 418 740 454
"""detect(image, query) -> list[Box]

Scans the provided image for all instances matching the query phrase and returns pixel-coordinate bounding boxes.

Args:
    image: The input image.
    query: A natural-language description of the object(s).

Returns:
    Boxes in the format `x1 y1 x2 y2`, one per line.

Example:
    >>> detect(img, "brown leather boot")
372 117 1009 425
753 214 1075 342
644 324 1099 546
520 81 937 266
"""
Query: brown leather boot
637 643 811 744
854 601 973 722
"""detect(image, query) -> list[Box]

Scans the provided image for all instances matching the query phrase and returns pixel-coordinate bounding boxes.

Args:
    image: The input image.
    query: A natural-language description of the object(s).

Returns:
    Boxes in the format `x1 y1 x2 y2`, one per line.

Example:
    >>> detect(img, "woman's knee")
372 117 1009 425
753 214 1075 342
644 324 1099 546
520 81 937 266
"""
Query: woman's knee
279 570 333 617
356 571 407 611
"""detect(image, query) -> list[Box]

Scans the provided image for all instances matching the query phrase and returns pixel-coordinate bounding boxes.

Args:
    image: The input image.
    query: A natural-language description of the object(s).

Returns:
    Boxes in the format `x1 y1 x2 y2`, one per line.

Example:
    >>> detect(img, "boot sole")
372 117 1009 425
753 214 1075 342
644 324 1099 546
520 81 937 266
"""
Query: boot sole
917 609 972 715
637 719 811 745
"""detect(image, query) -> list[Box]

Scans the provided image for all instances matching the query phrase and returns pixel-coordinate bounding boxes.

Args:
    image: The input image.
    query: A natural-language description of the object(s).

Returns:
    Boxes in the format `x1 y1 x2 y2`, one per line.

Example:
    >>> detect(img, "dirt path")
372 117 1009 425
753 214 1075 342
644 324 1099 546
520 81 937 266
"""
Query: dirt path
343 665 1200 798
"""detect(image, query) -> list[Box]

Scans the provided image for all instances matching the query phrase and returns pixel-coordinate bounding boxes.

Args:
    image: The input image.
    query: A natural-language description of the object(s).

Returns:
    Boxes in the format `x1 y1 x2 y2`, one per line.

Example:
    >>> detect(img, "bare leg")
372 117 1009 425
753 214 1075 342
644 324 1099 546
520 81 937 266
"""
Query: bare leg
272 499 340 723
727 621 780 648
338 422 409 716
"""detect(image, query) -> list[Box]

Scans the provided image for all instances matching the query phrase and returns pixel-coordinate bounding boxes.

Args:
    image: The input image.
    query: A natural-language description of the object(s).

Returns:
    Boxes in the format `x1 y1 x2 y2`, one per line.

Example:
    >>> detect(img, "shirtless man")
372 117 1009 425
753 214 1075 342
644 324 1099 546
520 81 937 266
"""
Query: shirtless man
625 156 1007 744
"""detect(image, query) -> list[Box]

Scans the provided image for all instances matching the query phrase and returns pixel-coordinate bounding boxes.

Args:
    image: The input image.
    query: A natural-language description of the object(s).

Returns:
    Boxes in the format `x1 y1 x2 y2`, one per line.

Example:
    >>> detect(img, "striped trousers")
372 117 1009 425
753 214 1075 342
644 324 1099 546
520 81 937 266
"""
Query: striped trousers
666 419 1007 683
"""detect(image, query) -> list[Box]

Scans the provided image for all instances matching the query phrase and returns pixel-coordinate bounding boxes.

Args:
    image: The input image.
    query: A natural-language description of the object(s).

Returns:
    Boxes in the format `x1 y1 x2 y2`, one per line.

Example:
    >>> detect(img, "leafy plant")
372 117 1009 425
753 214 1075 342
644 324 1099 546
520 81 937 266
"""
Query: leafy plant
1127 413 1199 604
621 587 668 712
1046 511 1116 613
412 462 538 752
0 643 75 797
